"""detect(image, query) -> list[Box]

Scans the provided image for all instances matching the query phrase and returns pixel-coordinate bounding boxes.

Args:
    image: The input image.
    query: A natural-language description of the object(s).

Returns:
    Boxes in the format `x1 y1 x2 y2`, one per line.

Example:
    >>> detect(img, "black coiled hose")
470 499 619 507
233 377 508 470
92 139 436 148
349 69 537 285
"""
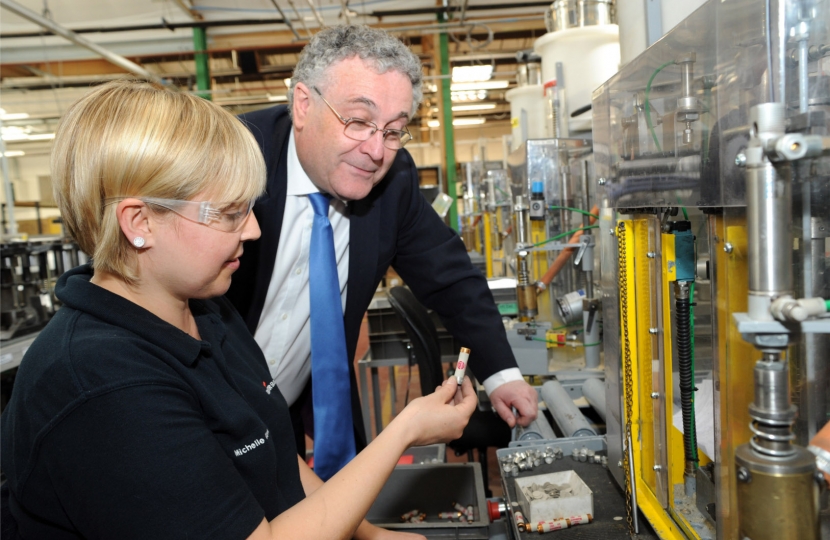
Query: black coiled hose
676 292 698 467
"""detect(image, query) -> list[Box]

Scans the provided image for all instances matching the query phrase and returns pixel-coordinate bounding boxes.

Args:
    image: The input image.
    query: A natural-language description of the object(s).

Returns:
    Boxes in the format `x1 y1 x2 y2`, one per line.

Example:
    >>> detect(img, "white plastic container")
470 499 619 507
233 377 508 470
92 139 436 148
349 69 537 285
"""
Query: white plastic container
534 25 620 134
505 84 546 151
514 470 594 523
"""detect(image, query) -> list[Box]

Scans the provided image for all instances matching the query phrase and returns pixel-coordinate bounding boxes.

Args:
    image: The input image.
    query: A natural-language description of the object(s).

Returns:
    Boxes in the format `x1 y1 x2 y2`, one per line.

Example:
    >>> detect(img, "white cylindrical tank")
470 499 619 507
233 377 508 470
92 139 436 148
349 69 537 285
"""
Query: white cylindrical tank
534 25 620 133
505 84 546 151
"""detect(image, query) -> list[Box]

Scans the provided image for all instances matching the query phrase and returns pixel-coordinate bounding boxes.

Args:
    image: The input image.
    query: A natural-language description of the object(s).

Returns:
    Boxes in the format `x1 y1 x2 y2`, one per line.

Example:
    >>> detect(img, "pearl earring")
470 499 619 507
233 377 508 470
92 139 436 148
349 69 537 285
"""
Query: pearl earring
132 237 146 248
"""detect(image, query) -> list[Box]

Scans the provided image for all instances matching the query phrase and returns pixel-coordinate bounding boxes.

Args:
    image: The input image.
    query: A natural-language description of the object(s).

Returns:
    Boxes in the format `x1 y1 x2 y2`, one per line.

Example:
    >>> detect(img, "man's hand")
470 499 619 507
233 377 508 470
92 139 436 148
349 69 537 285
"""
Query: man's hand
489 379 538 428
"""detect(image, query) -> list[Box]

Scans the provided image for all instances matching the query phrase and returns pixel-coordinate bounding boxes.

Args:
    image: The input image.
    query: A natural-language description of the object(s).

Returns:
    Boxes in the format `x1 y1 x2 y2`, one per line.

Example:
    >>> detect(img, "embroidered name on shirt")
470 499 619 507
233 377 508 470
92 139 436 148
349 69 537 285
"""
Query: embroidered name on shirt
264 378 278 395
234 430 270 457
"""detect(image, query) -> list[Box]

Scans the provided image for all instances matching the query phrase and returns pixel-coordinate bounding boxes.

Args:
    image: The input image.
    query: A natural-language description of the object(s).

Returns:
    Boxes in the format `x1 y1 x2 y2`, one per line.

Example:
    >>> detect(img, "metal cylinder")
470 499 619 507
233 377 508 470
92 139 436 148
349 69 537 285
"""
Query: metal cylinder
581 377 606 422
555 289 585 325
577 0 613 26
517 414 558 441
735 444 819 540
547 0 576 32
513 196 530 246
746 161 792 298
678 54 695 101
751 103 787 150
517 251 538 320
748 355 798 457
541 380 597 437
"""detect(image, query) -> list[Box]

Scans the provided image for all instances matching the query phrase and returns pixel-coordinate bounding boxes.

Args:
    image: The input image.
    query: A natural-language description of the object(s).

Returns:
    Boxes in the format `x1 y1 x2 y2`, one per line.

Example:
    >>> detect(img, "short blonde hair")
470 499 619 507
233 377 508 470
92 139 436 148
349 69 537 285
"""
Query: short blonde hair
51 80 266 284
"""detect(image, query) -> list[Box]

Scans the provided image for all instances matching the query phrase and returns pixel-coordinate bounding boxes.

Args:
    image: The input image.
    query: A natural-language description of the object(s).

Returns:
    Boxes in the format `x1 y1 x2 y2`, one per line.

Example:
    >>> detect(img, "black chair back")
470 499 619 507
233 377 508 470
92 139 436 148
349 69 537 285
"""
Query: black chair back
386 286 444 396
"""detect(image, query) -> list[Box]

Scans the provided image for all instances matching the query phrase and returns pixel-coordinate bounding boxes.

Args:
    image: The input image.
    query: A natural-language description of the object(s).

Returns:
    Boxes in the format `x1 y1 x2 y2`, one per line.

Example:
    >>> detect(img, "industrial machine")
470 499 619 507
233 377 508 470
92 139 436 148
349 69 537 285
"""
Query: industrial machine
591 0 830 537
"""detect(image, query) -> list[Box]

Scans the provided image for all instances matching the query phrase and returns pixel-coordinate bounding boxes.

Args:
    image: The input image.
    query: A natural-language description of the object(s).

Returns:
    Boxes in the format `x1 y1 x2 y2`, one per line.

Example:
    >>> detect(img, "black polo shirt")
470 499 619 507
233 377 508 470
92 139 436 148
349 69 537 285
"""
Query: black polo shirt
1 264 305 539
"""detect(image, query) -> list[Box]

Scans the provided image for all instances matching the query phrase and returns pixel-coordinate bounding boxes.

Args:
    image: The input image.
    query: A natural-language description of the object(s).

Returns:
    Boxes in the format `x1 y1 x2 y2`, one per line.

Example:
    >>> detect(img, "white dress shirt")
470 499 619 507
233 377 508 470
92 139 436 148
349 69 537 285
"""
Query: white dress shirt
254 132 350 406
254 132 521 406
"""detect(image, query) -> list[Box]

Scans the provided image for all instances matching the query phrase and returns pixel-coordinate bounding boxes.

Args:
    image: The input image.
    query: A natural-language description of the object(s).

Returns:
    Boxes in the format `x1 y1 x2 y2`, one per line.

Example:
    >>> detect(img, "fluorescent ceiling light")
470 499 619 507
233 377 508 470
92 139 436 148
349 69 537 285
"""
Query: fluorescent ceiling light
284 78 292 88
427 118 488 128
452 103 497 112
451 65 493 83
451 80 509 91
1 112 30 121
268 95 288 102
27 133 56 141
453 118 486 126
452 90 488 102
1 150 25 157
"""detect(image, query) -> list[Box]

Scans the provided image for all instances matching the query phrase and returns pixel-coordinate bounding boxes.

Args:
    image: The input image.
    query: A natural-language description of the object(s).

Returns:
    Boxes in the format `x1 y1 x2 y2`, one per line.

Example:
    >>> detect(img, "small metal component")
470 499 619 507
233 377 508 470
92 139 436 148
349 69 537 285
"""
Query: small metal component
514 510 528 532
651 392 660 399
653 464 663 471
735 152 746 167
648 328 658 334
438 511 462 520
736 466 751 483
647 251 655 258
597 177 607 186
723 242 734 253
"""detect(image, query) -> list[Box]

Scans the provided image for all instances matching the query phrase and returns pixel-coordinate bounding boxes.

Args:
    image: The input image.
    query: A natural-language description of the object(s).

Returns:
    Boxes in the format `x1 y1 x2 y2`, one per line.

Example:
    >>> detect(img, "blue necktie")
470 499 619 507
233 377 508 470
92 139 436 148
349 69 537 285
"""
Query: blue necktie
308 192 356 480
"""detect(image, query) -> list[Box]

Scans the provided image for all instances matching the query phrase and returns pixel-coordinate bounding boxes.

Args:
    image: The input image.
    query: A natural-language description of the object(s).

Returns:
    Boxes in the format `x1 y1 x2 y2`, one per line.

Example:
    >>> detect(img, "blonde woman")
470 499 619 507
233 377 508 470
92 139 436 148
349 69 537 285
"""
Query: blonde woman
0 80 475 540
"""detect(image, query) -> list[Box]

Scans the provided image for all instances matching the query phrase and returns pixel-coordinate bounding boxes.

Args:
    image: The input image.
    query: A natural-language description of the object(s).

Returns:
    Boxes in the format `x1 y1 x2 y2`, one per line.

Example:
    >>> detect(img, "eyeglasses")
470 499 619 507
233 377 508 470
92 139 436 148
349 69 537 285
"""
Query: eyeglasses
313 86 412 150
107 197 255 233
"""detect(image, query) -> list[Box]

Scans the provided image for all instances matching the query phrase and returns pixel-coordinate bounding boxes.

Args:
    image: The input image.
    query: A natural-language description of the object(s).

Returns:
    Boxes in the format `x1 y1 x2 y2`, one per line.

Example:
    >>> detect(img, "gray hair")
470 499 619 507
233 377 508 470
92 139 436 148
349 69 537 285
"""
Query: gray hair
288 25 423 118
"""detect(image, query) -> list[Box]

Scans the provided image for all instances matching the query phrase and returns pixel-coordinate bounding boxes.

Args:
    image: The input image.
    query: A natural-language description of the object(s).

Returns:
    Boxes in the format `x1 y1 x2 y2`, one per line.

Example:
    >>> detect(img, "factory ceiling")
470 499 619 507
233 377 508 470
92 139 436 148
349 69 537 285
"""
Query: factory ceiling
1 0 552 153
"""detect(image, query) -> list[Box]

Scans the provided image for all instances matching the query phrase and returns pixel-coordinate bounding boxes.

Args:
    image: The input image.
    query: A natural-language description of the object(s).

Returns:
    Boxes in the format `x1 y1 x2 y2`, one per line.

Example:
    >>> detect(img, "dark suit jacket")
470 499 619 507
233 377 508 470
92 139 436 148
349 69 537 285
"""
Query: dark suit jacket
227 105 518 448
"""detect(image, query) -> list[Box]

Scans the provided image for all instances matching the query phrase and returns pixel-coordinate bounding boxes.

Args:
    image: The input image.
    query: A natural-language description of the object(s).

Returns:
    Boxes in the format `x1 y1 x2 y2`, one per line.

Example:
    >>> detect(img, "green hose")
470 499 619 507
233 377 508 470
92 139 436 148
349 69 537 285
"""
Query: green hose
530 225 599 248
548 206 599 220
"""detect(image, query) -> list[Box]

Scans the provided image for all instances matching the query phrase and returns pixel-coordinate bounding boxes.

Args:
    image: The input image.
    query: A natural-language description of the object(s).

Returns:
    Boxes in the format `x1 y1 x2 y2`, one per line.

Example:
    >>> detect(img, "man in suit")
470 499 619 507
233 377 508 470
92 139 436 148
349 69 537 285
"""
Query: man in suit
227 24 537 469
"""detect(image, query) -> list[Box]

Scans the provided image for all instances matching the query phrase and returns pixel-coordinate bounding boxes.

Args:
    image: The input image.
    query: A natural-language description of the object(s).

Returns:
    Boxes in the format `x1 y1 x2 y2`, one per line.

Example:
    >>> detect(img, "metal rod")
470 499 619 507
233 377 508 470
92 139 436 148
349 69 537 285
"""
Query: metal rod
627 432 640 534
0 0 171 87
541 380 597 437
797 25 809 113
303 0 326 28
269 0 301 40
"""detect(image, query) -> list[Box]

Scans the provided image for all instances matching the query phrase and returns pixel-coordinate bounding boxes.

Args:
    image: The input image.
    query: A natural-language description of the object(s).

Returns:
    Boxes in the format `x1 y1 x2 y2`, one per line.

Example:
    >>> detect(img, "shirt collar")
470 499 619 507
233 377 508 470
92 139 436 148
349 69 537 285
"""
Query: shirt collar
56 264 222 367
286 130 321 197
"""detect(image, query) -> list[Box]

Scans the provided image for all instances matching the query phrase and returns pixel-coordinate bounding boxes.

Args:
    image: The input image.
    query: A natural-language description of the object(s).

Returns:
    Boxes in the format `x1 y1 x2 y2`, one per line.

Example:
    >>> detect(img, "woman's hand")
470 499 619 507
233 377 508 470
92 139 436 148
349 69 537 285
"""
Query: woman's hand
394 376 477 449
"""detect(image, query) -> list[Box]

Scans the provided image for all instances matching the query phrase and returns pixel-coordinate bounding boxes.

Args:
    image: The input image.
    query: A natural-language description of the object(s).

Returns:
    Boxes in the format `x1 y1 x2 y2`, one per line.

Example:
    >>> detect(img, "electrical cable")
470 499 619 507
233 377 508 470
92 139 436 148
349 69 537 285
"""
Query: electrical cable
690 281 697 464
548 205 599 220
644 60 676 153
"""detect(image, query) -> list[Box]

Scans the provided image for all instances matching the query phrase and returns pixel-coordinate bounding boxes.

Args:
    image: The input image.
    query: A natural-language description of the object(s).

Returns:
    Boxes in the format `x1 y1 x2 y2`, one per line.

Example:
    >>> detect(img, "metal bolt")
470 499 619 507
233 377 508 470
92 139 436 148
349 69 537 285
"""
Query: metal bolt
723 242 734 253
735 153 747 167
737 466 751 483
648 328 658 334
647 251 655 258
653 465 662 471
598 177 607 186
609 228 615 236
617 461 623 467
651 392 660 399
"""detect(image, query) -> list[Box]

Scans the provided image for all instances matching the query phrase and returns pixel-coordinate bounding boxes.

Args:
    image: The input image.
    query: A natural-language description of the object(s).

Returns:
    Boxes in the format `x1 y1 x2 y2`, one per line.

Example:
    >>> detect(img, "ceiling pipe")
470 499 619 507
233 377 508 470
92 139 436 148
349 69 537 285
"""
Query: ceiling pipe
0 0 172 87
1 17 289 39
303 0 326 28
269 0 301 40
